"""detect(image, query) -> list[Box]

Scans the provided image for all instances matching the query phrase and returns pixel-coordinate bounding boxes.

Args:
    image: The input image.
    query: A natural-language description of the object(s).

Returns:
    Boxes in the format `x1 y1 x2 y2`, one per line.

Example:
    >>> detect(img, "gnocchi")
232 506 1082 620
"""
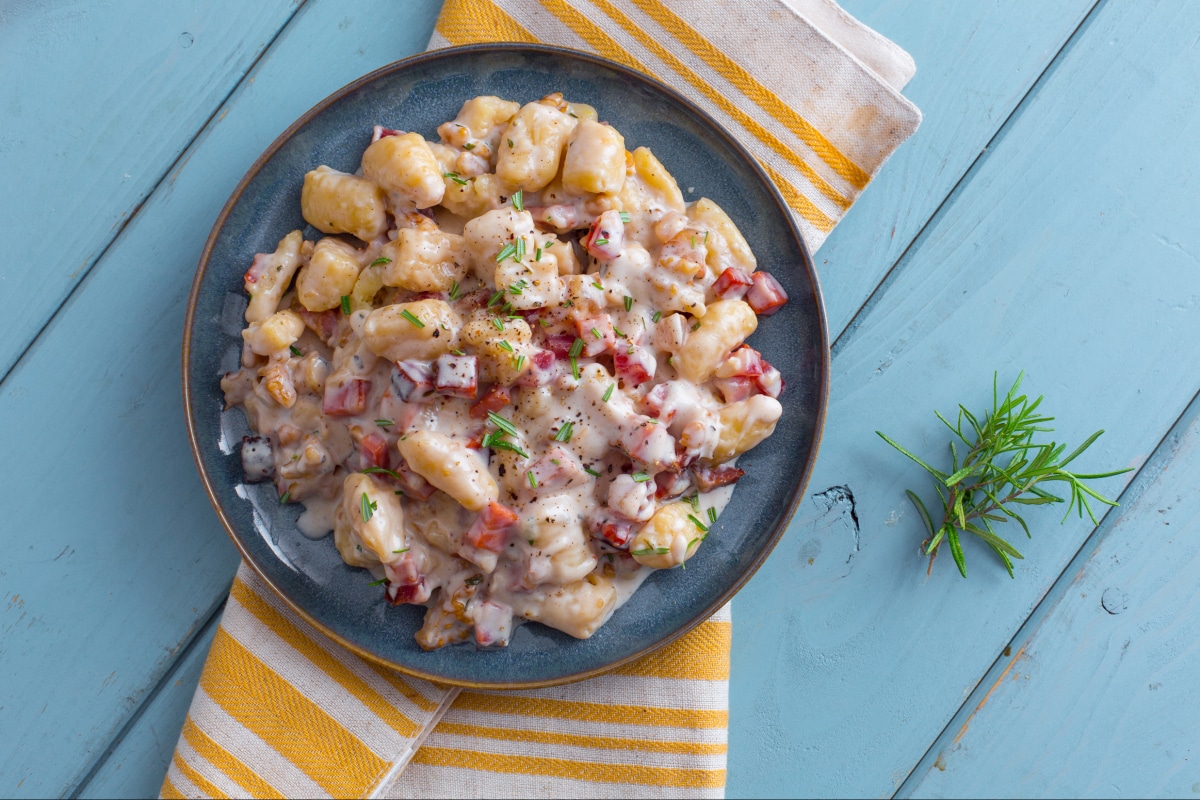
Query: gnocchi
222 93 792 651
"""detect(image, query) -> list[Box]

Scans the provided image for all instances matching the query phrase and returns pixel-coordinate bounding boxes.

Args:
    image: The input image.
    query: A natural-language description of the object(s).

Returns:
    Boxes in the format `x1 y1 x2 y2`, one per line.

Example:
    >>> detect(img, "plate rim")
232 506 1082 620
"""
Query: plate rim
182 41 831 689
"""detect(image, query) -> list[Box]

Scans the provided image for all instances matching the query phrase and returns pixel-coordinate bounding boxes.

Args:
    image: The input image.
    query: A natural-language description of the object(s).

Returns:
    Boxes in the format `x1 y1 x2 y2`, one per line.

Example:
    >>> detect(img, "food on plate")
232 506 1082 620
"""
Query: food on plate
221 92 790 649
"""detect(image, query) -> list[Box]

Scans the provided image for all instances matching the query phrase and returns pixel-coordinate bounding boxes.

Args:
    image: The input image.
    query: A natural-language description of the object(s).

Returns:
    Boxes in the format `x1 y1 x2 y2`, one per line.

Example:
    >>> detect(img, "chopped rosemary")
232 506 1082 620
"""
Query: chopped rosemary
631 472 651 482
515 237 526 262
498 339 514 353
449 281 461 301
691 320 701 331
619 211 631 223
465 575 483 586
584 466 601 477
375 419 394 427
370 256 392 266
444 171 468 186
632 546 670 556
367 578 387 586
708 507 718 523
495 243 517 262
491 317 505 332
687 514 709 532
535 247 542 261
487 411 519 437
570 356 580 380
488 438 529 459
400 309 425 328
451 348 465 356
463 142 475 150
613 327 626 338
279 490 291 504
594 237 609 246
289 345 303 357
340 295 351 315
528 470 537 488
624 296 633 312
568 338 584 359
512 190 524 212
361 492 377 523
513 353 526 372
652 310 662 323
602 383 614 402
392 547 410 554
554 421 574 442
591 327 603 339
362 466 404 481
592 279 604 291
488 290 504 306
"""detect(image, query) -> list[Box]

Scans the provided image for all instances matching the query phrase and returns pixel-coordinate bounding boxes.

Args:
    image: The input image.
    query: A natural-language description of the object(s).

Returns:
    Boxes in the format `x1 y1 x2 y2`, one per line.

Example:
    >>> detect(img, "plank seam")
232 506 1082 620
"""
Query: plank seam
68 592 231 799
0 0 310 392
831 0 1109 356
892 379 1200 798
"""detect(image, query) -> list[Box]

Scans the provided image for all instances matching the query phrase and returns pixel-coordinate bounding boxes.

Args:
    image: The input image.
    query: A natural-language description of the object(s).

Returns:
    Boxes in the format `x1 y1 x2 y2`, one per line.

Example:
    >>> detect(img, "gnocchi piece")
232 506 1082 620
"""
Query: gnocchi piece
380 227 469 292
510 574 617 640
493 248 564 309
296 238 363 312
618 146 686 217
241 309 305 356
338 473 408 565
462 207 537 284
243 230 304 323
630 502 704 569
495 101 579 192
674 299 758 383
562 119 627 194
689 197 757 274
397 430 498 511
460 314 535 385
363 300 461 362
361 132 445 210
301 165 388 242
437 95 521 151
439 172 505 219
711 394 783 462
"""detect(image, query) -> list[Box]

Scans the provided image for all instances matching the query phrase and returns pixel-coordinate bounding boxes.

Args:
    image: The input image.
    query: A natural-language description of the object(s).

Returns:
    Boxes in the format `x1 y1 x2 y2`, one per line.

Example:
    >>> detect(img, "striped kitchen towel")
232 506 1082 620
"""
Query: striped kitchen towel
164 1 920 797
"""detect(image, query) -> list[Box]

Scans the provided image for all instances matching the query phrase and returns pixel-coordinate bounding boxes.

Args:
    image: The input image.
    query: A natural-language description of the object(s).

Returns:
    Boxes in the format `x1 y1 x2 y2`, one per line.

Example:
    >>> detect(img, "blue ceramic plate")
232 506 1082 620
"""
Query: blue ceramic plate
184 44 829 688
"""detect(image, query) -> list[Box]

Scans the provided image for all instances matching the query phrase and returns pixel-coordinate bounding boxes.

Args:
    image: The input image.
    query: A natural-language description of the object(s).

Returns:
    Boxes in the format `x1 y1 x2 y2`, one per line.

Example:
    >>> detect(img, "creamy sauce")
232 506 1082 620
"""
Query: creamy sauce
221 92 788 650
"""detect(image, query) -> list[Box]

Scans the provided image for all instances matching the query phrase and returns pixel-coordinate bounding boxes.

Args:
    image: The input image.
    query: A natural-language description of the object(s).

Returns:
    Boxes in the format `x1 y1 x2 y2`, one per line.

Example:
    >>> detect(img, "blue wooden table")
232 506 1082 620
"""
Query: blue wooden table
3 1 1198 797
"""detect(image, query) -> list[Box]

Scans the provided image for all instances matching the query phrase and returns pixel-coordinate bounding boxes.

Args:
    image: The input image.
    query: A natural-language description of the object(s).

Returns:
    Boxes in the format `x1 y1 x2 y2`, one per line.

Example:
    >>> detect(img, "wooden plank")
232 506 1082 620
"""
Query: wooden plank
0 1 441 796
817 0 1097 338
77 614 221 800
726 0 1200 796
0 0 303 381
898 391 1200 798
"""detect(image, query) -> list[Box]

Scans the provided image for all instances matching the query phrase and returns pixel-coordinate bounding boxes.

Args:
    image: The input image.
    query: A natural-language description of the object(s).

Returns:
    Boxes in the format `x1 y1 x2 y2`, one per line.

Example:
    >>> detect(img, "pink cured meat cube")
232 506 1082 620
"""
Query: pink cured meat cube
515 349 558 387
543 333 577 358
713 267 753 300
371 125 404 143
466 502 519 552
385 555 431 605
585 209 625 260
745 271 789 315
692 463 746 492
713 376 757 403
323 377 370 417
576 315 615 357
391 360 436 403
756 362 784 398
473 601 513 648
614 345 656 387
435 354 478 399
586 509 634 549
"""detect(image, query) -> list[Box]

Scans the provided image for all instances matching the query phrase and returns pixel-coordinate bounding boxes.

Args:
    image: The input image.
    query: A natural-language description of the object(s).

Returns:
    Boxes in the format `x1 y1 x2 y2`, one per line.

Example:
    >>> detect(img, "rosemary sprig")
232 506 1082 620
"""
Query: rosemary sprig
877 372 1129 579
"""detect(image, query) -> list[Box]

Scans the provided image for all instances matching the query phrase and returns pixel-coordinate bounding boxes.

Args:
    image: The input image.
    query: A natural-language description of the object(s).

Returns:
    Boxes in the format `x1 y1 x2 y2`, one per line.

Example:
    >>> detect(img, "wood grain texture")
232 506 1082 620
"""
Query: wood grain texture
77 615 221 800
727 0 1200 795
898 391 1200 798
0 0 303 381
819 0 1097 338
0 1 440 796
